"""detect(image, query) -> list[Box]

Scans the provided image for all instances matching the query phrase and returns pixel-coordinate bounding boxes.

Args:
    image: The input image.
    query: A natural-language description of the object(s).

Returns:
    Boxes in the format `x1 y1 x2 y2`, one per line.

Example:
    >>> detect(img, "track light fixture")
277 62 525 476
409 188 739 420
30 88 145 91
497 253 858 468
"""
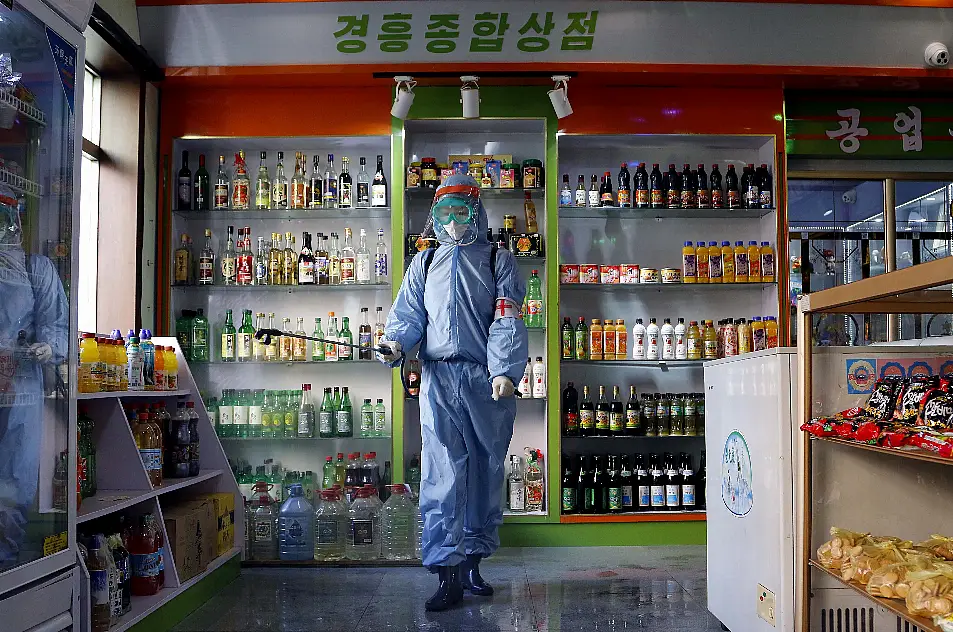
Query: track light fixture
460 75 480 119
391 75 416 120
549 75 573 119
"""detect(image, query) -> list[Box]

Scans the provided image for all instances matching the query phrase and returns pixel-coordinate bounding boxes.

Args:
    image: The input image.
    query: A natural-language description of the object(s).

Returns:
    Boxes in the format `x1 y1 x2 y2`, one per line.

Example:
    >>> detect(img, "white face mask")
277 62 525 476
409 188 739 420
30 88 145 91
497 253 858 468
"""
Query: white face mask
444 220 469 242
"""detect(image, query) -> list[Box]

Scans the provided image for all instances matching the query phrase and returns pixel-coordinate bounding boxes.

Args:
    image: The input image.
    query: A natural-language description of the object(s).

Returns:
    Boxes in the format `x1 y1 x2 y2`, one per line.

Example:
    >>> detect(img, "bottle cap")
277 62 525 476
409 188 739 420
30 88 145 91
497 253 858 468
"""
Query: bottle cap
709 241 718 247
749 240 758 246
762 241 770 246
736 241 744 246
684 241 693 246
722 241 731 246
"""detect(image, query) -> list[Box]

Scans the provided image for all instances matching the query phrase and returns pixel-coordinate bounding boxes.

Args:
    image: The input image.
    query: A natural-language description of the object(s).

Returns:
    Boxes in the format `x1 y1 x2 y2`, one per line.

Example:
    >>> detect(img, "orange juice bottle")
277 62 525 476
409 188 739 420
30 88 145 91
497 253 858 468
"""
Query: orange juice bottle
101 340 115 391
589 319 604 361
765 316 779 348
733 241 749 283
117 341 129 391
681 241 697 283
166 347 179 391
79 334 100 393
603 320 617 360
747 241 762 282
760 242 776 283
751 317 767 351
695 240 709 284
615 319 628 360
707 241 722 283
154 344 166 391
721 241 735 283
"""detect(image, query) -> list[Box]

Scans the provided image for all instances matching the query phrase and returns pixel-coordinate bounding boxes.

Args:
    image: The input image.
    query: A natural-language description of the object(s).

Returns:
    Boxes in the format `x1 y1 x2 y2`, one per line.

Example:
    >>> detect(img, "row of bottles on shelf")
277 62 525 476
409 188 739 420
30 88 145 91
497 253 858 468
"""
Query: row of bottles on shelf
561 315 779 361
682 240 775 284
175 307 385 363
173 226 388 287
517 357 547 398
562 384 705 438
506 448 546 513
211 385 388 439
78 330 179 394
124 400 203 487
559 163 773 210
81 514 167 632
177 151 388 211
561 452 706 515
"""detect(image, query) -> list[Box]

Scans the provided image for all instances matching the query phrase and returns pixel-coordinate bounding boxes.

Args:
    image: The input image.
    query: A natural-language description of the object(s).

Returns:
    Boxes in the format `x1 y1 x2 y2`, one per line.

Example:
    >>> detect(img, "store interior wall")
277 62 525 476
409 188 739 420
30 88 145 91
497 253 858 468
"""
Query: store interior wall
141 82 158 331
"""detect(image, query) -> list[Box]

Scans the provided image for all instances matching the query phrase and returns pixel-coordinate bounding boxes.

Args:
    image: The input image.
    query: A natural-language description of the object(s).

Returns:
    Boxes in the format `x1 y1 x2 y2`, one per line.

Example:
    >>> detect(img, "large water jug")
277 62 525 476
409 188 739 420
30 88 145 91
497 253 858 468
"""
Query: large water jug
346 487 380 560
278 484 314 561
249 485 278 561
381 485 417 561
314 489 347 561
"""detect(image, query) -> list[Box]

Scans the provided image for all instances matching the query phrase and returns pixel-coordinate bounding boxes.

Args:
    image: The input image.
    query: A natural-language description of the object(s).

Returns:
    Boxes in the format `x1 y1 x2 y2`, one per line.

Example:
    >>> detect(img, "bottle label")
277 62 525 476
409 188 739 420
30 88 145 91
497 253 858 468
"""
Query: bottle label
131 552 159 578
650 485 665 507
589 332 603 358
527 482 543 509
687 337 700 355
760 189 773 208
621 484 633 507
338 341 353 360
198 257 214 283
735 253 749 277
232 182 249 208
595 410 609 431
178 178 190 207
575 189 587 207
359 332 372 353
667 188 680 208
254 518 273 542
222 334 235 359
221 256 236 282
351 518 374 545
616 332 627 358
375 253 388 279
666 484 680 507
319 411 333 435
272 183 287 207
636 189 650 207
609 412 624 433
697 189 710 208
704 339 717 359
340 183 353 207
604 332 616 356
255 259 268 283
298 261 315 284
249 405 262 426
745 186 760 208
526 300 543 319
579 409 594 430
711 188 724 208
325 340 337 361
634 333 645 359
600 191 614 204
324 179 338 205
311 180 324 208
618 188 631 206
708 253 723 279
607 487 622 510
563 411 579 433
293 183 308 208
237 333 252 359
625 409 640 431
560 189 572 206
335 410 351 434
282 517 307 545
233 405 248 427
374 411 386 434
90 569 109 606
341 257 355 281
284 411 295 431
762 253 775 278
255 185 270 209
663 335 674 359
219 406 233 426
680 189 696 208
316 519 338 544
361 411 374 434
682 483 696 507
574 332 587 360
727 189 742 209
650 188 663 206
682 254 697 278
167 369 177 391
639 485 651 507
298 411 313 435
562 487 577 512
509 485 525 511
356 256 370 282
372 184 387 207
588 190 599 207
753 327 767 351
647 333 659 358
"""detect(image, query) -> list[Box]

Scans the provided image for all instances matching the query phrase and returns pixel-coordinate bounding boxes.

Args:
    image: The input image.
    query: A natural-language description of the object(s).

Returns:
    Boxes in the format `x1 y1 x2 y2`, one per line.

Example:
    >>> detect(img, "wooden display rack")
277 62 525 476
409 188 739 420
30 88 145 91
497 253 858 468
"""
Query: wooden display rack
797 257 953 632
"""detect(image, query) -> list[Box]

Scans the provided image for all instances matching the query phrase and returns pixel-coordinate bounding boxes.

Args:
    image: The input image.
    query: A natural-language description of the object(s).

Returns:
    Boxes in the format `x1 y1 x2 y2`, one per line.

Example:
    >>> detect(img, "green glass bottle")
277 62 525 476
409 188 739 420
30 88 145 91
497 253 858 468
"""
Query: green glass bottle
312 318 325 361
248 389 264 438
283 390 299 439
238 309 255 362
233 389 249 438
336 386 353 438
218 389 233 437
260 390 274 438
206 396 220 437
360 398 374 437
319 387 334 438
221 309 236 362
338 317 353 361
191 308 210 362
175 310 194 361
331 386 341 435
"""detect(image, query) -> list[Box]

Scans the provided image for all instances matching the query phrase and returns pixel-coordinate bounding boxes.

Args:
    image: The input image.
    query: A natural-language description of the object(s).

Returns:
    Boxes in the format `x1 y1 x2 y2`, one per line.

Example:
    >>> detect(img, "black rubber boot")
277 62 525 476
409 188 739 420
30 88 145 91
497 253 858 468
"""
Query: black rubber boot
425 564 465 611
461 554 494 596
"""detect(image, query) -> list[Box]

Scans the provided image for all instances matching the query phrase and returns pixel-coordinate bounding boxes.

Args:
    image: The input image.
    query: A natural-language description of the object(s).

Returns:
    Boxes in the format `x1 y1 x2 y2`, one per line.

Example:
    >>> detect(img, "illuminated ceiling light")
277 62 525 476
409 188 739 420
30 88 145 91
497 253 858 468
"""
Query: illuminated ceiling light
548 75 573 119
391 76 416 120
460 75 480 119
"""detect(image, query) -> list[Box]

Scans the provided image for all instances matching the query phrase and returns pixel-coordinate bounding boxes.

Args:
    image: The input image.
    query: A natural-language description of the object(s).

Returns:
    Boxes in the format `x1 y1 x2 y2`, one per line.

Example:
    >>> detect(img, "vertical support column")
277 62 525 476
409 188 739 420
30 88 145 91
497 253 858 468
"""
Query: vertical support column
796 296 814 632
885 179 898 341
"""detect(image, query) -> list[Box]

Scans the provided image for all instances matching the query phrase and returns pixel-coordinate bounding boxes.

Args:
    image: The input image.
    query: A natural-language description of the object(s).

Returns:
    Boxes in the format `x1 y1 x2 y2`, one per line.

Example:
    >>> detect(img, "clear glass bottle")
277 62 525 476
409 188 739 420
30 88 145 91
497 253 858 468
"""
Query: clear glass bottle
358 308 372 360
311 318 325 361
282 232 296 286
356 228 371 284
507 454 525 512
328 232 341 285
269 232 283 286
280 317 294 361
255 151 271 210
341 227 356 284
373 307 385 349
371 154 388 208
272 151 288 209
198 228 214 286
325 313 338 362
253 312 266 361
309 154 324 209
297 384 314 438
290 152 307 209
255 236 269 286
356 156 370 208
230 151 250 209
324 153 338 209
293 317 307 361
172 233 192 286
213 155 229 210
220 225 237 285
374 228 388 284
265 313 278 362
297 231 316 285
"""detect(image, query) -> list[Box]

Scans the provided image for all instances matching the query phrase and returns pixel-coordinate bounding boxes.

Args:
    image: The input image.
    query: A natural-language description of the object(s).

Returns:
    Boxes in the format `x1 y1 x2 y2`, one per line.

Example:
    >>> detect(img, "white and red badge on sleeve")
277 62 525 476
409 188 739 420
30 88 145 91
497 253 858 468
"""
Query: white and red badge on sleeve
494 298 522 321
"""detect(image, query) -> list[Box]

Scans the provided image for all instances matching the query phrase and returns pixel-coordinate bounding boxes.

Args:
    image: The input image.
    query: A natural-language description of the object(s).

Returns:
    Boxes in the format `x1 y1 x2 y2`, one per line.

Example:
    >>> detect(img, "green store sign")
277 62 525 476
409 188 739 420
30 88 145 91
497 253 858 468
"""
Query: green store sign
786 97 953 159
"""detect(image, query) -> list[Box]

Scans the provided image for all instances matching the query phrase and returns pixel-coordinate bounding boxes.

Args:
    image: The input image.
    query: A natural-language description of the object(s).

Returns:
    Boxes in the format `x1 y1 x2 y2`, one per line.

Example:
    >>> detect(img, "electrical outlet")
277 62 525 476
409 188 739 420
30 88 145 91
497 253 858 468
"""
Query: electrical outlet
757 584 776 626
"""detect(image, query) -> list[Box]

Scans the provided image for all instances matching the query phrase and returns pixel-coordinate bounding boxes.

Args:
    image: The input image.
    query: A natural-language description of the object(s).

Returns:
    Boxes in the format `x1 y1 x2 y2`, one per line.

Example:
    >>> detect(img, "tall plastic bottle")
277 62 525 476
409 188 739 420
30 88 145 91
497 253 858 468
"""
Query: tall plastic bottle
381 485 416 561
126 337 144 391
660 318 675 360
278 483 314 560
250 482 278 561
532 357 546 399
88 534 112 632
674 318 687 360
314 489 347 561
695 241 709 284
153 342 166 391
79 334 100 393
632 318 646 360
166 346 179 391
346 487 381 560
518 358 532 397
139 329 155 391
525 269 544 328
645 318 660 360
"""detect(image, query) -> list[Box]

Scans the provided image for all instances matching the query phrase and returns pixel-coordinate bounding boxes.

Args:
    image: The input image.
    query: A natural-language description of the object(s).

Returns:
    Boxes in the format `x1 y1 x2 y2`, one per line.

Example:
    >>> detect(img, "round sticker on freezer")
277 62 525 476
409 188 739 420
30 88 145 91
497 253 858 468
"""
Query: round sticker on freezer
722 430 754 516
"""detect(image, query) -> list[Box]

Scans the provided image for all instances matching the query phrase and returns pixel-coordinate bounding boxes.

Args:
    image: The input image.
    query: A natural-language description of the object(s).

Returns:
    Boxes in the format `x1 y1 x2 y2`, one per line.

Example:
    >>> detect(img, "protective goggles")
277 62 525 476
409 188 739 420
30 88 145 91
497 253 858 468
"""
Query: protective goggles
431 185 480 226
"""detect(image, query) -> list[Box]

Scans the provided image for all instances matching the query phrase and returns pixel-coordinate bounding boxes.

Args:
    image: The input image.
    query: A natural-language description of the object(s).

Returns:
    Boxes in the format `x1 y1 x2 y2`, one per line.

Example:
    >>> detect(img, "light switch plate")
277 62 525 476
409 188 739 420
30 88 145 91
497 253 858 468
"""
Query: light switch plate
757 584 776 626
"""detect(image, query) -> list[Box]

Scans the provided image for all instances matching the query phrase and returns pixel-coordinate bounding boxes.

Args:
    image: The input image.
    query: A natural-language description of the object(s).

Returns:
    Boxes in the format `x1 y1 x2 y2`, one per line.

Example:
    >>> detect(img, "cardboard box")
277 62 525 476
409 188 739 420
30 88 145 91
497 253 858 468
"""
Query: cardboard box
163 499 217 582
204 492 236 556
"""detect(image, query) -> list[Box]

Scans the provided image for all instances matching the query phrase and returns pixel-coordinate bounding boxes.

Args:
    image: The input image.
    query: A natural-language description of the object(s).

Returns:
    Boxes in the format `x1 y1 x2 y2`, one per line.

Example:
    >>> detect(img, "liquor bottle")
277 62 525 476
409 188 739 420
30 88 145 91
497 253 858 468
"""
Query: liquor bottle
373 307 385 349
316 233 330 285
328 233 342 285
325 313 339 362
681 164 697 208
649 163 664 209
709 164 724 209
318 388 334 438
609 385 625 436
220 309 236 362
561 456 577 514
198 229 214 286
635 454 650 511
374 228 388 284
560 317 573 360
355 156 370 208
272 151 288 209
324 154 338 209
562 381 579 437
338 317 353 361
309 155 323 209
587 174 599 207
617 163 631 208
291 152 307 209
279 318 293 361
649 454 666 511
698 451 707 510
625 385 641 435
191 308 210 362
340 227 356 284
358 308 372 360
599 171 614 207
759 164 773 208
338 157 353 208
584 456 602 514
231 151 250 209
665 453 681 510
177 150 191 210
574 317 588 360
297 384 314 439
293 317 307 361
282 232 296 285
237 309 254 362
525 270 543 328
336 387 353 437
606 455 622 513
507 455 525 512
213 155 229 210
595 385 610 436
255 236 269 286
634 163 649 208
725 164 741 209
311 318 325 362
253 312 266 361
680 453 696 510
269 233 283 285
559 174 571 206
371 154 387 208
743 163 759 209
574 175 586 207
694 164 709 208
297 232 316 285
265 313 278 361
579 384 594 436
356 228 371 284
666 164 681 209
525 450 544 512
236 227 254 286
220 226 237 285
173 233 192 286
194 154 210 210
620 455 634 511
255 151 271 210
574 455 588 513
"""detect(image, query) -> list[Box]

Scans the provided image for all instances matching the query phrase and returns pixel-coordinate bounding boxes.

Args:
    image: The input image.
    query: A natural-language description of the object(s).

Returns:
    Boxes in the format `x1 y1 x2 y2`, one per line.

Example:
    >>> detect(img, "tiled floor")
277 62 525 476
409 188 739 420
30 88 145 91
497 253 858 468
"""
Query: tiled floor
172 546 726 631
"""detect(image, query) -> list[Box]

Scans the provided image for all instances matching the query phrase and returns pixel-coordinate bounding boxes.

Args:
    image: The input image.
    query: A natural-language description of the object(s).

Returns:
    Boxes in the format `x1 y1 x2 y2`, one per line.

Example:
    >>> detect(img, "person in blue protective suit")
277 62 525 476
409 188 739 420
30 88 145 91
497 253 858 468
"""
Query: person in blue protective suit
0 196 68 569
378 173 528 611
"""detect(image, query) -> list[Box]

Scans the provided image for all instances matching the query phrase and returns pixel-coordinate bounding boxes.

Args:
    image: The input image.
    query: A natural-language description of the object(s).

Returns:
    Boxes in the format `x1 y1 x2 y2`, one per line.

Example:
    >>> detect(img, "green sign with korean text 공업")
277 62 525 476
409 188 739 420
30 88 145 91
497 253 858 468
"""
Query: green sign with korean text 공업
333 10 599 55
786 96 953 159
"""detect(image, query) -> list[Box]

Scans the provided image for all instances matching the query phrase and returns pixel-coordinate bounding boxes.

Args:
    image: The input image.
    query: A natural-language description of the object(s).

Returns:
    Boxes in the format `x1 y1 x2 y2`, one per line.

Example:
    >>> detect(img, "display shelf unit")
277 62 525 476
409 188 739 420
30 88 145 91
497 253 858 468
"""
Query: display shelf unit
78 389 192 400
174 208 391 221
812 435 953 467
405 186 540 200
562 359 704 369
561 282 777 291
172 283 390 292
558 206 775 220
797 257 953 632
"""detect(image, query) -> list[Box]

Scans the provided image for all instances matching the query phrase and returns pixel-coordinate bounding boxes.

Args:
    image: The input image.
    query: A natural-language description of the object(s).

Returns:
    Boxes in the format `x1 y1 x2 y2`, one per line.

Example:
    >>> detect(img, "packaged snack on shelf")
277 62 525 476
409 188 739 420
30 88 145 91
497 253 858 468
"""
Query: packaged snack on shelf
817 527 871 570
917 535 953 561
867 555 938 599
620 264 640 284
894 376 942 424
801 407 867 439
560 265 579 284
908 431 953 458
864 377 905 421
905 564 953 617
600 265 620 284
919 388 953 430
842 542 909 584
580 265 600 284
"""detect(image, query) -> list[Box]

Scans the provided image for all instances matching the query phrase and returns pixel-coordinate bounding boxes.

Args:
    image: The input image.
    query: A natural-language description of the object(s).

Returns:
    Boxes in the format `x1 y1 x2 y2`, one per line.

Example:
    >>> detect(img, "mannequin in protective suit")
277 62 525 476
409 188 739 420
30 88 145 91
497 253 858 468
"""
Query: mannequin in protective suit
0 198 68 568
378 173 528 611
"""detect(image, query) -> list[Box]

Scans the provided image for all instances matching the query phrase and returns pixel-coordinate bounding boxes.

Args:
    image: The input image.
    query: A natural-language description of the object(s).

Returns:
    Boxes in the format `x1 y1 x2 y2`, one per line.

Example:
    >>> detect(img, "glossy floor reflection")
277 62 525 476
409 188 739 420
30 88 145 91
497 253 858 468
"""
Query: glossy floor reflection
172 546 725 631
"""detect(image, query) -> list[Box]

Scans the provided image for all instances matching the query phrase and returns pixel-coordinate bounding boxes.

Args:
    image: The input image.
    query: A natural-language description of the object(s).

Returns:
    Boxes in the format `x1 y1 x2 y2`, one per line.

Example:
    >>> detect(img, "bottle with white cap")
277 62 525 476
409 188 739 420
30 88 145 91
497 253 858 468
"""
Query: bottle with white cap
674 318 688 360
645 318 660 361
660 318 675 360
632 318 646 360
532 357 546 399
518 359 532 397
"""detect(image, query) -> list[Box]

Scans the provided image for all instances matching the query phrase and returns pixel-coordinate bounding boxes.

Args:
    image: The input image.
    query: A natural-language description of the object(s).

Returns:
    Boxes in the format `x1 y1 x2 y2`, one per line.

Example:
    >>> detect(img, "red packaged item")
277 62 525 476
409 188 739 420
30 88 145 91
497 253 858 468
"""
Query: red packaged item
908 431 953 458
918 388 953 430
864 377 905 421
893 376 939 424
852 421 883 444
879 425 915 448
801 418 838 437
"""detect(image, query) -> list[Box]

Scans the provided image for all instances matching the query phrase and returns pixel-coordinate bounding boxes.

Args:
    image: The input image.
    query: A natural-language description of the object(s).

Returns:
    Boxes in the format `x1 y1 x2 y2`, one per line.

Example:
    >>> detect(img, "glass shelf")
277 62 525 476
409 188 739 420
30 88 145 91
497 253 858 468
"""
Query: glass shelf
559 206 775 220
193 359 382 366
562 434 705 439
562 359 704 369
406 187 543 200
561 282 777 291
172 283 390 292
173 208 391 221
220 436 391 441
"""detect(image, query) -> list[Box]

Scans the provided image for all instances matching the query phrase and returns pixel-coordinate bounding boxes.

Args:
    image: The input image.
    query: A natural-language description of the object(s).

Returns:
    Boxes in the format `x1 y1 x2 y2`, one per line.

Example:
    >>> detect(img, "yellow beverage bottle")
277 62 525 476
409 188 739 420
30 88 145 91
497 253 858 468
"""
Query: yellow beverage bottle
721 240 735 283
733 241 749 283
747 240 762 282
589 319 604 361
765 316 779 348
166 346 179 391
760 242 776 283
703 320 718 359
93 337 107 391
117 341 129 391
707 241 722 283
154 344 166 391
681 241 697 283
603 320 617 360
101 340 115 391
686 320 702 360
695 241 709 284
615 319 628 360
79 334 99 393
751 317 767 351
737 318 752 354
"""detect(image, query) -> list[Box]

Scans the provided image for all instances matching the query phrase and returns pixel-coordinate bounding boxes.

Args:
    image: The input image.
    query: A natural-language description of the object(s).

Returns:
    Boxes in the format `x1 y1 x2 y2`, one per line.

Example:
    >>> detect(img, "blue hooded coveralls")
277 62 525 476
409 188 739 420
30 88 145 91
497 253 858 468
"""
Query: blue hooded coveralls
384 173 528 568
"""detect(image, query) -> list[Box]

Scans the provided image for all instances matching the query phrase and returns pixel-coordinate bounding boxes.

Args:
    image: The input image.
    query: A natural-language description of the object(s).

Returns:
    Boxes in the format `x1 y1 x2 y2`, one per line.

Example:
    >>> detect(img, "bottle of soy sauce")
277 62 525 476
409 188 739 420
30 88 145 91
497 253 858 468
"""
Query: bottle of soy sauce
666 164 681 209
635 163 650 209
726 164 741 209
599 171 614 207
650 164 664 209
696 164 709 208
562 382 579 437
617 163 631 208
710 165 724 209
579 385 594 437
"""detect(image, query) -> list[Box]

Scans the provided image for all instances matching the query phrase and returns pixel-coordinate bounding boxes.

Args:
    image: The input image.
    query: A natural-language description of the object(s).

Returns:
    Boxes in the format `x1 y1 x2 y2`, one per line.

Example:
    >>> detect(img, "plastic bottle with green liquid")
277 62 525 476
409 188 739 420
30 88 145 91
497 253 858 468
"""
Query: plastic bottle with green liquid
525 270 544 329
360 398 374 437
311 318 325 361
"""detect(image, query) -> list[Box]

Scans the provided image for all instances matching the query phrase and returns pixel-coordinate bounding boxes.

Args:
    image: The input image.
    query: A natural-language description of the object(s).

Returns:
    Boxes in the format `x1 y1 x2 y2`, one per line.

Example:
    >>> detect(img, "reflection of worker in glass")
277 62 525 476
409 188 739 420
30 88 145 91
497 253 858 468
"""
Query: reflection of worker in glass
378 173 528 611
0 197 68 567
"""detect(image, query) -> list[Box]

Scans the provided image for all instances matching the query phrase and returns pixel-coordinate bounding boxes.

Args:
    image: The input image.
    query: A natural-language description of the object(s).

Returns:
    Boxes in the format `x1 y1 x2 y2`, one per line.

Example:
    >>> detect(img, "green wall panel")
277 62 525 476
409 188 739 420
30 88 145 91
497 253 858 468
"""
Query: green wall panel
500 522 707 547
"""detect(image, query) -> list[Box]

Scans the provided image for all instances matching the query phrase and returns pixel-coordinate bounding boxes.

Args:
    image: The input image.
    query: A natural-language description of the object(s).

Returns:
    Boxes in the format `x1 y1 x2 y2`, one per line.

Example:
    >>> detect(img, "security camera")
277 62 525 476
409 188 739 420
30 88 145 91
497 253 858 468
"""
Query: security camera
925 42 950 68
842 189 857 204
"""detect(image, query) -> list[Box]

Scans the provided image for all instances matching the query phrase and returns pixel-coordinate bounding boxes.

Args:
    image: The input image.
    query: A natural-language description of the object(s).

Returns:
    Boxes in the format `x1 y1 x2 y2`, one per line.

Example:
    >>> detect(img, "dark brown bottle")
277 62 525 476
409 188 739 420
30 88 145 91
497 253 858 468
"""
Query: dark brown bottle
617 163 631 208
680 164 696 208
562 382 580 437
649 164 664 209
599 171 614 207
579 385 594 437
725 164 741 209
635 163 650 208
666 164 681 209
695 164 709 208
710 165 724 209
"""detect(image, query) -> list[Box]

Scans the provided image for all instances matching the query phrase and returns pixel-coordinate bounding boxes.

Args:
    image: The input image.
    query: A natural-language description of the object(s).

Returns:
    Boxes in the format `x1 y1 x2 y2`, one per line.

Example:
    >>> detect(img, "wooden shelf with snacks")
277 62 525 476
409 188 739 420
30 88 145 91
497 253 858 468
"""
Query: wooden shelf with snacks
812 435 953 468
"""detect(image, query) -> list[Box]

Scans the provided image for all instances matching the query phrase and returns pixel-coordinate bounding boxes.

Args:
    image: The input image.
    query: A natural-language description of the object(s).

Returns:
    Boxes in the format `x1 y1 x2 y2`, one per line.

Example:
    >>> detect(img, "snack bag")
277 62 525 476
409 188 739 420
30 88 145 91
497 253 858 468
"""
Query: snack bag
867 554 938 599
909 432 953 458
842 541 909 584
918 536 953 561
919 389 953 430
934 611 953 631
865 377 905 421
894 376 940 424
906 564 953 617
817 527 870 570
